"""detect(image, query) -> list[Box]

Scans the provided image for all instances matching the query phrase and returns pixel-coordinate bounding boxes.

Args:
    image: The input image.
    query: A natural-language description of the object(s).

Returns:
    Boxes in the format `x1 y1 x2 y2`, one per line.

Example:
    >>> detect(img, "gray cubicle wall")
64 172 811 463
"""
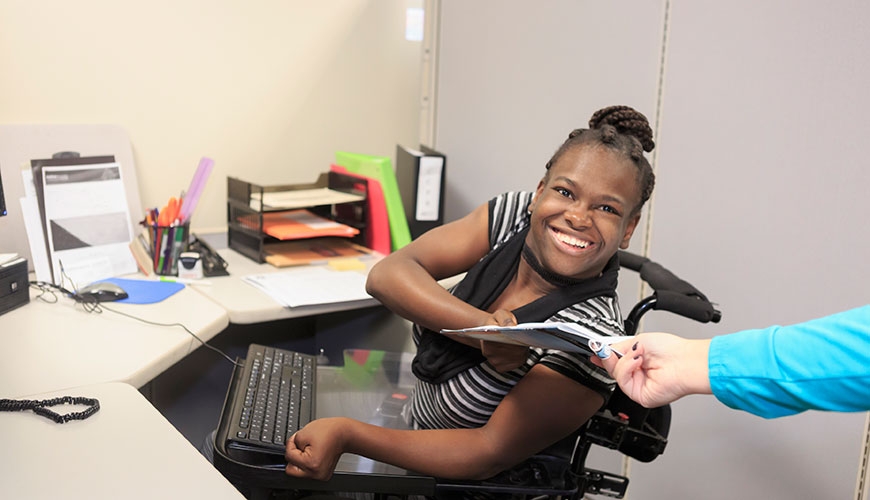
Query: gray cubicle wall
433 1 869 499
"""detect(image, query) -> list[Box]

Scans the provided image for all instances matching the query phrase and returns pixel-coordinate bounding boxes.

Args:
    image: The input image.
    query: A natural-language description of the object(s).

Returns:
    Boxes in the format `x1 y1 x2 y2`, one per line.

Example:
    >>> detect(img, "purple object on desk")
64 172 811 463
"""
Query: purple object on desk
179 157 214 223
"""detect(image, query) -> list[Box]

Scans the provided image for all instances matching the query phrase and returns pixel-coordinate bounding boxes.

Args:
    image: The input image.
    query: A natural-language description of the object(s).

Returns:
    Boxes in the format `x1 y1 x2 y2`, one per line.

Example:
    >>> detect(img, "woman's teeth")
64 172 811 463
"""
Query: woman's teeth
555 231 590 248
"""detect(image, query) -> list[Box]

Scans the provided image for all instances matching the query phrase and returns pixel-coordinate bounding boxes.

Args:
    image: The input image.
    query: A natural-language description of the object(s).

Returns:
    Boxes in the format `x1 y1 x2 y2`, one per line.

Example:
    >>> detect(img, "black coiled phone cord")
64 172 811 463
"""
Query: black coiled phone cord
0 396 100 424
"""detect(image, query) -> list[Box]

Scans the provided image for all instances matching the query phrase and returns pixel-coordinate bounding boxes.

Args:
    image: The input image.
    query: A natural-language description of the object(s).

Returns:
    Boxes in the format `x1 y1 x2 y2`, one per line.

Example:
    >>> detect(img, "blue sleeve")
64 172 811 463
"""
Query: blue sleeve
708 305 870 418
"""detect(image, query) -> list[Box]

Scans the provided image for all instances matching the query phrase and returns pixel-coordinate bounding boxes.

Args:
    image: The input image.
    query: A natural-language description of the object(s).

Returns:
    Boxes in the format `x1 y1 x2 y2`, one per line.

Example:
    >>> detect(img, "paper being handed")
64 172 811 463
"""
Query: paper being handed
440 322 625 357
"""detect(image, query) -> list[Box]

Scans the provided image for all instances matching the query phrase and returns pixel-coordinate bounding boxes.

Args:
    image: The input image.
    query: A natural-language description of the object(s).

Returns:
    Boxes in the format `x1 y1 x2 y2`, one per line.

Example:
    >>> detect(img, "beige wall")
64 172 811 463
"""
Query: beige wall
0 0 424 231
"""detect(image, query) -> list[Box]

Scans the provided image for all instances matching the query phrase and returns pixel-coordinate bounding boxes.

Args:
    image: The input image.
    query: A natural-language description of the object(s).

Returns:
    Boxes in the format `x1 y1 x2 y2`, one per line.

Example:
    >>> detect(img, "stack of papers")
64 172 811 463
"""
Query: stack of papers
264 238 372 268
0 253 21 266
259 209 360 241
242 267 372 308
249 188 364 211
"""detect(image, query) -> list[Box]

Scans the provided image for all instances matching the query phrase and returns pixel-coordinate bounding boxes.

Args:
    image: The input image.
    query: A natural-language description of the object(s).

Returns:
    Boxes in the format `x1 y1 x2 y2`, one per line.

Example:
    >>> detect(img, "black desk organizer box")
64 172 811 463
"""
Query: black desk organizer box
227 172 369 264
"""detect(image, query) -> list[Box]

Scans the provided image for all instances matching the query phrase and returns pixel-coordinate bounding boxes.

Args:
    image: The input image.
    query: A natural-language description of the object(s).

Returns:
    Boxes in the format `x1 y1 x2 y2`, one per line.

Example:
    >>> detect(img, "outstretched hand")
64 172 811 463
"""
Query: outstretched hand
590 332 712 408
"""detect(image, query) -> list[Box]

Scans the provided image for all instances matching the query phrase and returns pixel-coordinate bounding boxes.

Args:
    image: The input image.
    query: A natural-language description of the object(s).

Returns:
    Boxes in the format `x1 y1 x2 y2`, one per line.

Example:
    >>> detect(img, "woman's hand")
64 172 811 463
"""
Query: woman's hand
284 417 350 481
590 332 712 408
479 309 529 372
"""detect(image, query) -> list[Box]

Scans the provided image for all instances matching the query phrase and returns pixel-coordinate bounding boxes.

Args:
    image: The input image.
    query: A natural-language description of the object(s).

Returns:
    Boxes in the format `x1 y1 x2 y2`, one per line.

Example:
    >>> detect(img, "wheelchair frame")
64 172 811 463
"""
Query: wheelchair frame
434 250 722 499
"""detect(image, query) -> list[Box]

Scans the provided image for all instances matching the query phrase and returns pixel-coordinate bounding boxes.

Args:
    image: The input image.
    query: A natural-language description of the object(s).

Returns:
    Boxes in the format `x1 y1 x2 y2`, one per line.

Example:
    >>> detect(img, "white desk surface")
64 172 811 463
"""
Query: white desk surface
194 248 383 324
1 382 245 500
0 285 229 398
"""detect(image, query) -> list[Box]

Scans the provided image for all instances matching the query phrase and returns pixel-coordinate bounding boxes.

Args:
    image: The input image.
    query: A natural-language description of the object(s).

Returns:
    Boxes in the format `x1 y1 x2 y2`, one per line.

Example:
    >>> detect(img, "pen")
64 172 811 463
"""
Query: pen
170 224 185 274
158 276 213 286
588 340 624 359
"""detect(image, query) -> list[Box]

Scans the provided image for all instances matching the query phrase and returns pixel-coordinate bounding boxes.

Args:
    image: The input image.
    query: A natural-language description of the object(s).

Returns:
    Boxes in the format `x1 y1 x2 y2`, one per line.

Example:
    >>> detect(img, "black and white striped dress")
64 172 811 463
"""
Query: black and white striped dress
408 191 625 430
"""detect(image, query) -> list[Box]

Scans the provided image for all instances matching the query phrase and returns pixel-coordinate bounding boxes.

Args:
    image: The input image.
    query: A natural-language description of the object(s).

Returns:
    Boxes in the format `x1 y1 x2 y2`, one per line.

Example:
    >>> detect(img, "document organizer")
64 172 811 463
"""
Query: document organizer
227 172 369 264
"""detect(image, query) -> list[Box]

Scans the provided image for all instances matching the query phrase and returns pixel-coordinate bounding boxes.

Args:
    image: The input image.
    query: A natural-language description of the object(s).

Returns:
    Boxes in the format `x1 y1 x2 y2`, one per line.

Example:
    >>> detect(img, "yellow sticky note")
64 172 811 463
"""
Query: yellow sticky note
328 258 366 271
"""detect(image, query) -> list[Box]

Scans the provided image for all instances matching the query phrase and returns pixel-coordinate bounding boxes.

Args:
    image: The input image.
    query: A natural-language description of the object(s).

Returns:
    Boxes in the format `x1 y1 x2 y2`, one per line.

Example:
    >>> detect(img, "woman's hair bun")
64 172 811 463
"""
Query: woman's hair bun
589 105 655 153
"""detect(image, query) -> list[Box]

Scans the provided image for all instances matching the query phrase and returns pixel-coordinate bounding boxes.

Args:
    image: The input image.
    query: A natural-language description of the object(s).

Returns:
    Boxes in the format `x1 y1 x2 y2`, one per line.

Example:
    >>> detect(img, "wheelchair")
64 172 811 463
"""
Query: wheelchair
213 250 721 500
434 250 722 499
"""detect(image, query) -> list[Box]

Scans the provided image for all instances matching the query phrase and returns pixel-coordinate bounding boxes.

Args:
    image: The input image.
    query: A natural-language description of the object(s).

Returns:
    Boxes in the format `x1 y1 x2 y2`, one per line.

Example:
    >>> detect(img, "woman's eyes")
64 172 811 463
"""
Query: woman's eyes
554 187 573 198
551 188 622 216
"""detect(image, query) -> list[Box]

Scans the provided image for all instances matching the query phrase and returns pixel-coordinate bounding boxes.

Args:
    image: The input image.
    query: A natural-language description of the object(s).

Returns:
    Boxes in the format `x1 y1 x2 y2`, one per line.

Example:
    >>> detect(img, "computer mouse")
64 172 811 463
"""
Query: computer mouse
77 281 129 302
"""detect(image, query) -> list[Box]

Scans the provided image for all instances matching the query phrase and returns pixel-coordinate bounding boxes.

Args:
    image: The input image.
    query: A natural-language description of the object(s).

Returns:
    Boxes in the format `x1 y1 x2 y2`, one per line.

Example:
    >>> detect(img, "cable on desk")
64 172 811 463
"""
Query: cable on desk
101 304 242 367
30 280 103 313
28 281 242 368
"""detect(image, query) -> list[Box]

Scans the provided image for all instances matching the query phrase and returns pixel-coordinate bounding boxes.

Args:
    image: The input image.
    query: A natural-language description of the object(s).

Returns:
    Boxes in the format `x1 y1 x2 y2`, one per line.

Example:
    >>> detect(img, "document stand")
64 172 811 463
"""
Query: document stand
0 124 143 273
227 172 369 264
212 349 436 497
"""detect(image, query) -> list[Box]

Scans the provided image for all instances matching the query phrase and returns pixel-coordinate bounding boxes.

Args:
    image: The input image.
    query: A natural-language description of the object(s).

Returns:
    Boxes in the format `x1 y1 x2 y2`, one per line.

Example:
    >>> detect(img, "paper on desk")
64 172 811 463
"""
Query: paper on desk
242 266 372 308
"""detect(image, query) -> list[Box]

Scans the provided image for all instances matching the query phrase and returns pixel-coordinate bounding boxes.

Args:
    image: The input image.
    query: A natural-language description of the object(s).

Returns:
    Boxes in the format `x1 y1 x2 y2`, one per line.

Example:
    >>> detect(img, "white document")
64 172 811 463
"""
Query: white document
19 167 53 282
441 322 625 355
40 162 136 287
249 188 365 211
19 196 52 282
242 266 372 308
0 253 19 265
415 156 443 221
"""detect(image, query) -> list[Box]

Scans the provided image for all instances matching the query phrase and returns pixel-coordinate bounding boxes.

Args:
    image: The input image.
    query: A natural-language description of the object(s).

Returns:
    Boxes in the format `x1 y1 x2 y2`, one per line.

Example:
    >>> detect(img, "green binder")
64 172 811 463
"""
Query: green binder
334 151 411 251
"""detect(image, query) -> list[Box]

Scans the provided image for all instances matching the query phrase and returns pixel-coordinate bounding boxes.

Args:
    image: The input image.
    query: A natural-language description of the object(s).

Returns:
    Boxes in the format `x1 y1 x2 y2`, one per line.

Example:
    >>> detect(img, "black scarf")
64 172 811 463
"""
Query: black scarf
411 226 620 384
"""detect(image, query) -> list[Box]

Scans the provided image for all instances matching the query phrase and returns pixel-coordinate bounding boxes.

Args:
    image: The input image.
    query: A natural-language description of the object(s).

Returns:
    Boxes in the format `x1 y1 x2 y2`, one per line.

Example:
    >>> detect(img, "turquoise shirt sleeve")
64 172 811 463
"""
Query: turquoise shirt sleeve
708 305 870 418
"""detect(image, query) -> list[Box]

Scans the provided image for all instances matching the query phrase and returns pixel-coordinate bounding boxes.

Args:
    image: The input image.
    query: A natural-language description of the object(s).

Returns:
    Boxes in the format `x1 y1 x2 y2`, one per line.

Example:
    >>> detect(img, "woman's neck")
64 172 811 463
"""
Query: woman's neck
521 243 587 288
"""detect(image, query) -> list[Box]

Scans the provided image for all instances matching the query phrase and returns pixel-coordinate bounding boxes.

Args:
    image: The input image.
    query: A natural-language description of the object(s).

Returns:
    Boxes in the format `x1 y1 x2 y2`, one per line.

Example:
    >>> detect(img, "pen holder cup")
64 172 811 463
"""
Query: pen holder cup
148 223 190 276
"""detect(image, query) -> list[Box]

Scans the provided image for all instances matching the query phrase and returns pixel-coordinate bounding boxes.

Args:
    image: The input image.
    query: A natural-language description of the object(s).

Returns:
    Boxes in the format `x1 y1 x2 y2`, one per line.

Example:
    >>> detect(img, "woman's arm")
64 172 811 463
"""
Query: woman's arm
365 202 495 333
708 305 870 418
285 364 604 481
594 305 870 418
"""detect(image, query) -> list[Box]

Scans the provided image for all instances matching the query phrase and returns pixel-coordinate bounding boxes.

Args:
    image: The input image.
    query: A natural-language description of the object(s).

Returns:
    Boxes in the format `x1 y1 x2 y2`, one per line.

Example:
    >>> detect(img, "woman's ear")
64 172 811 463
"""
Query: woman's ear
619 214 642 249
529 179 546 213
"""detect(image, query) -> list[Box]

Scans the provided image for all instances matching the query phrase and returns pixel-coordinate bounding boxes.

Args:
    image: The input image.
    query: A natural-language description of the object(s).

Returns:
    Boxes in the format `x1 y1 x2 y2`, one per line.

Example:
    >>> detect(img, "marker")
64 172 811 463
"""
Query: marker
158 276 213 286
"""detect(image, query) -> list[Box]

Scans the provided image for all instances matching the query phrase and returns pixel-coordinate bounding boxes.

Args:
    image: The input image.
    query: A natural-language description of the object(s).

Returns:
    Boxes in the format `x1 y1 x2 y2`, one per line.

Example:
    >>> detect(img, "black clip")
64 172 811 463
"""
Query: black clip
188 234 230 277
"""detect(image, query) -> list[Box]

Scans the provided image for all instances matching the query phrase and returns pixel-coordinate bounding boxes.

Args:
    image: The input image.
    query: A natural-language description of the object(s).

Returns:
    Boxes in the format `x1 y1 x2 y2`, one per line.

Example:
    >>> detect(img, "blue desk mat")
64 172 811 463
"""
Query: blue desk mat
101 277 184 304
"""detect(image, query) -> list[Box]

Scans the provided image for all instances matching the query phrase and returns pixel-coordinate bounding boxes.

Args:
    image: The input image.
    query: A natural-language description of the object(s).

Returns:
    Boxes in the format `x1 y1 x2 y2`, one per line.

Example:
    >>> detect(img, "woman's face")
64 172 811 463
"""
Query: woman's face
527 145 642 280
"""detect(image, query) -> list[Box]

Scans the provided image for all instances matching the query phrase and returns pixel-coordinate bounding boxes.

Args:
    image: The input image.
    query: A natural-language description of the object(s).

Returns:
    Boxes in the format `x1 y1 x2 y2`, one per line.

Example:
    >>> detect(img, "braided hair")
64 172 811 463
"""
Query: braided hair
545 105 656 214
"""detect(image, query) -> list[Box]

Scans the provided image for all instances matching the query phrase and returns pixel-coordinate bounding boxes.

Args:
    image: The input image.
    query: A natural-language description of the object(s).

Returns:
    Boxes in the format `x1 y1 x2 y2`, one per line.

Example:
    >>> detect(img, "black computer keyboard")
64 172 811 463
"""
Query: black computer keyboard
226 344 317 455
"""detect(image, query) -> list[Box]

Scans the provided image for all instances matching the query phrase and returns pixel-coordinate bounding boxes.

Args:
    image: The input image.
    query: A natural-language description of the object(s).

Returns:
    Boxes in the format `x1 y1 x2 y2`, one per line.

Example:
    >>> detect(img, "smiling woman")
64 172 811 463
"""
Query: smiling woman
526 146 642 281
281 106 659 483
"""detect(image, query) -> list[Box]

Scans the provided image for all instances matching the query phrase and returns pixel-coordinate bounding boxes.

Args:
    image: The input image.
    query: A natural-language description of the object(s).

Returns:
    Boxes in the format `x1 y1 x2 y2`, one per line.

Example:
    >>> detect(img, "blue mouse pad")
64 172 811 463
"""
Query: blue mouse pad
102 277 185 304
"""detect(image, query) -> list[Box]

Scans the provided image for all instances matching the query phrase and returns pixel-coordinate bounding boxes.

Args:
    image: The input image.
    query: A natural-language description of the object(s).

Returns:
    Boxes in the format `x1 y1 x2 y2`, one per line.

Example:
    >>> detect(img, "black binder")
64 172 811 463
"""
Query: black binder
395 144 446 239
0 164 7 217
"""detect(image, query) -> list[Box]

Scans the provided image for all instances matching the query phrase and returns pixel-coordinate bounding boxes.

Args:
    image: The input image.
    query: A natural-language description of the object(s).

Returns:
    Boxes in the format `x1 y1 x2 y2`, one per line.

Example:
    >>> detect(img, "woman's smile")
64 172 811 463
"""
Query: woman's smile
549 226 594 252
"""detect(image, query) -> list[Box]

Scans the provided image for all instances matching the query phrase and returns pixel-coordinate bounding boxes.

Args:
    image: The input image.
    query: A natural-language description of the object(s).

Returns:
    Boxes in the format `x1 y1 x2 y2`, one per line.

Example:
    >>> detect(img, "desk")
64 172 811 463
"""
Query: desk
194 248 382 324
1 382 245 500
0 286 228 397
